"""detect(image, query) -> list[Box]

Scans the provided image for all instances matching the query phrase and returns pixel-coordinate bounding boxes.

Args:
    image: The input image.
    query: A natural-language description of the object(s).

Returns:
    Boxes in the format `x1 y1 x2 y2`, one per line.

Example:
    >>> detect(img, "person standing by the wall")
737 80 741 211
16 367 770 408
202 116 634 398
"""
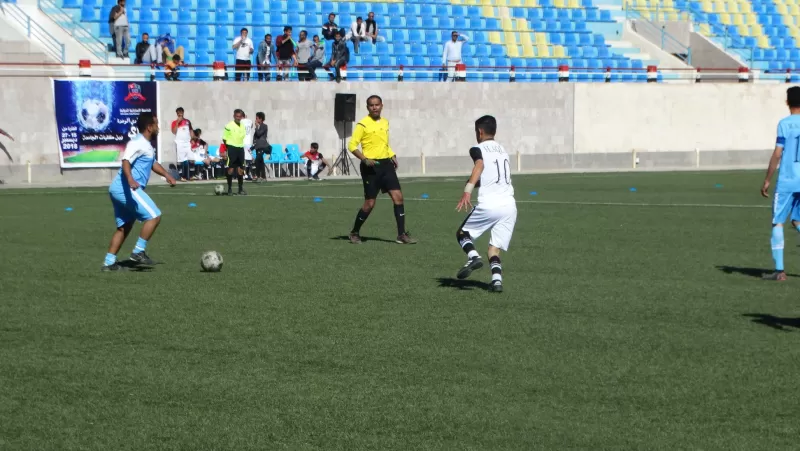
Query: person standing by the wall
441 31 469 82
252 112 270 182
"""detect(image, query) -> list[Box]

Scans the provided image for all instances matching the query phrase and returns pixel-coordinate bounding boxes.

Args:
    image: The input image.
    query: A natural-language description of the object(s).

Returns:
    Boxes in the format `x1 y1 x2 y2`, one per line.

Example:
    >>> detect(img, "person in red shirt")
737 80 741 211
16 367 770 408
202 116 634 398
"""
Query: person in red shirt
304 142 332 180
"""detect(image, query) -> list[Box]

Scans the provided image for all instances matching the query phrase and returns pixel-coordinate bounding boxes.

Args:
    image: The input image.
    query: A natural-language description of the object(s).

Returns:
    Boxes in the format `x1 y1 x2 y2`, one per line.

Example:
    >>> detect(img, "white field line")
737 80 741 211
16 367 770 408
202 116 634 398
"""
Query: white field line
0 188 769 209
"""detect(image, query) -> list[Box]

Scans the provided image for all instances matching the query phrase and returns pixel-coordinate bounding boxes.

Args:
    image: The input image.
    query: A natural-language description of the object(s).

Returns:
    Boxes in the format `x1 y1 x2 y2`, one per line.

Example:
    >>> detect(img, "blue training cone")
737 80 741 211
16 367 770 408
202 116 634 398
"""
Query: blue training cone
715 183 723 188
65 207 73 212
529 191 538 196
629 187 637 192
421 193 429 199
313 197 322 203
188 202 197 208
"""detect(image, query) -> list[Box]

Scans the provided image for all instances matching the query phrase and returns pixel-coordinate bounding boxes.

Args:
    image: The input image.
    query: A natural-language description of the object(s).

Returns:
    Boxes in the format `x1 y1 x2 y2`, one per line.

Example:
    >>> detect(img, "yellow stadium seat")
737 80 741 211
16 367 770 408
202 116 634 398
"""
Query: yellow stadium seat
783 16 794 27
739 2 751 13
504 32 517 44
552 45 565 58
745 13 757 25
535 32 548 45
737 24 749 36
536 44 550 57
790 4 800 14
552 0 565 7
500 17 513 29
719 13 731 24
522 45 535 57
488 31 503 44
700 1 712 12
776 3 788 14
524 0 538 6
520 33 533 45
699 23 711 36
506 44 520 57
732 13 744 25
479 0 492 4
509 0 523 6
667 11 679 21
568 0 580 7
751 23 764 36
757 35 770 48
482 5 495 16
728 2 740 13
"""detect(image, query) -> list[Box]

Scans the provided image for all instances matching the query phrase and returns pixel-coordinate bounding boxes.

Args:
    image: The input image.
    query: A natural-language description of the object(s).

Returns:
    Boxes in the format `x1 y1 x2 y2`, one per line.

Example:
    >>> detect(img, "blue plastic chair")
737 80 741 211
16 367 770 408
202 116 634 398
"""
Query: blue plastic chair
267 144 283 177
80 3 97 21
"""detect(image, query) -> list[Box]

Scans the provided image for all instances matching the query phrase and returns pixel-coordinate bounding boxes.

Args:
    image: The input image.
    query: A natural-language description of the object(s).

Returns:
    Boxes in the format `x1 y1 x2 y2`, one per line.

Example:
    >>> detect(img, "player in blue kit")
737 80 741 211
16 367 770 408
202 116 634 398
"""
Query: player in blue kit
102 112 176 272
761 87 800 281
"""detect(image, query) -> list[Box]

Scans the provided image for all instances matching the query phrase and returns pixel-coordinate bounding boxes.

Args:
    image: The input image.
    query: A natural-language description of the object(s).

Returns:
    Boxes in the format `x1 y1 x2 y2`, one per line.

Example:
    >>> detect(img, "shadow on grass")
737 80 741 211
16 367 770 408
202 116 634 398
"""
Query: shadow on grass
330 235 397 244
436 277 491 291
743 313 800 332
118 260 154 272
715 266 799 279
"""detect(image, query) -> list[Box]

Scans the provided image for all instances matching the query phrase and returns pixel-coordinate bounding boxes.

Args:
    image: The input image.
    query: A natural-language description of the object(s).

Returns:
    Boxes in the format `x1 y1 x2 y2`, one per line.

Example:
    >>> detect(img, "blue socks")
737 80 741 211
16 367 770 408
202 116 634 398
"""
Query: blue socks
133 237 148 254
771 226 785 272
104 253 116 266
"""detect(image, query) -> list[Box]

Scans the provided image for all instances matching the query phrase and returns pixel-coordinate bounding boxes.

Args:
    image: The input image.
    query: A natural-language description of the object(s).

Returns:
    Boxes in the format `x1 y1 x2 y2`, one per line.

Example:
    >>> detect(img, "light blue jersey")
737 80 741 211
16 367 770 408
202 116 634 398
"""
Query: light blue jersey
775 115 800 193
108 134 161 227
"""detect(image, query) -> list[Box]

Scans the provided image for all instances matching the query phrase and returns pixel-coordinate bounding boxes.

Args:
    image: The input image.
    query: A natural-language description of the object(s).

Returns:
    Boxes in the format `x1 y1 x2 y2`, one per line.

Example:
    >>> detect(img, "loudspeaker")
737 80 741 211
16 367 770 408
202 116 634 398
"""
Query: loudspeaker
334 93 357 122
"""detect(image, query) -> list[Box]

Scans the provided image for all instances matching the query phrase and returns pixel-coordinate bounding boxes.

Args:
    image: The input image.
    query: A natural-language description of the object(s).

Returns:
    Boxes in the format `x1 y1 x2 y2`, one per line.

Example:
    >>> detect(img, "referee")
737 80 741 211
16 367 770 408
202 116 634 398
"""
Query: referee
347 95 417 244
222 109 247 196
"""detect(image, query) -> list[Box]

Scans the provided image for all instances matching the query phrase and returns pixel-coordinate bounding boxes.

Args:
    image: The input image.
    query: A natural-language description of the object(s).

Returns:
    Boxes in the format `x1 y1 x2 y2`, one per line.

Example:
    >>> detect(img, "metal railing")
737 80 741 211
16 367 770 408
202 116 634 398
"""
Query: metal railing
37 0 108 63
624 6 692 65
0 1 65 63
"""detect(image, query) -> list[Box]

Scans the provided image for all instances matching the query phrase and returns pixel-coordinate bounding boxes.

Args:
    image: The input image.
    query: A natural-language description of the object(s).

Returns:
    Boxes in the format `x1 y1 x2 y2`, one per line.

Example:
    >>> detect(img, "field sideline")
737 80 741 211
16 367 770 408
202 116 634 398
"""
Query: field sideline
1 170 799 450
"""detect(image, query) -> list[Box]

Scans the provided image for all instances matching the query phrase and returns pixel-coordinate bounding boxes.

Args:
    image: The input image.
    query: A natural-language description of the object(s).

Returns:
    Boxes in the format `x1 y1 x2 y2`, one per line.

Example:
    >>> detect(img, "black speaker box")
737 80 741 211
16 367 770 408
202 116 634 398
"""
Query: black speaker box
334 93 357 122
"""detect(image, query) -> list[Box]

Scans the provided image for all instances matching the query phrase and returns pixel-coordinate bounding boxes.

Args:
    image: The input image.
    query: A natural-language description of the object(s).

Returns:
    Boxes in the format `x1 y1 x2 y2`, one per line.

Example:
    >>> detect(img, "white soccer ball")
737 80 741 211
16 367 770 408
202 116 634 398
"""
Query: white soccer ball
79 98 111 131
201 250 223 272
214 184 225 196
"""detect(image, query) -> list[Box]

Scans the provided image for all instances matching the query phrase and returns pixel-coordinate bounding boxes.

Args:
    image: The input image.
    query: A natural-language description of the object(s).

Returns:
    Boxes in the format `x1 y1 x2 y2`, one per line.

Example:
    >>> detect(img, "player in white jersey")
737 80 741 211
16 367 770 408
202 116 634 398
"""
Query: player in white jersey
241 113 254 179
171 107 195 181
102 112 177 271
455 115 517 293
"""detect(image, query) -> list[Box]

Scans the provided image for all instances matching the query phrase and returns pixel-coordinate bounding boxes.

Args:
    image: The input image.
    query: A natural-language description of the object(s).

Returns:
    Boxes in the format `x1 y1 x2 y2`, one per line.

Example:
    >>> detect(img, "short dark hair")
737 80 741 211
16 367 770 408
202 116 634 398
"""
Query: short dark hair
256 112 265 120
789 87 800 108
240 27 248 33
194 128 202 136
172 54 180 61
284 26 292 32
142 32 149 37
313 34 319 39
334 29 342 36
234 108 244 116
311 142 319 149
265 34 272 38
300 29 307 35
137 112 156 132
357 16 363 20
475 115 497 136
175 107 184 113
366 95 382 105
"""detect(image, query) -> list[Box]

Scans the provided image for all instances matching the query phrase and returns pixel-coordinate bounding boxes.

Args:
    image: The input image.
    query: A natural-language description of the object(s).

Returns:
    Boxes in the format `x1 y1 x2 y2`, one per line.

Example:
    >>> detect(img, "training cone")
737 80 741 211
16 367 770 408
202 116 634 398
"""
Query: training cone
188 202 197 208
629 187 637 192
421 193 429 199
313 197 322 203
529 191 537 196
65 207 73 212
715 183 723 188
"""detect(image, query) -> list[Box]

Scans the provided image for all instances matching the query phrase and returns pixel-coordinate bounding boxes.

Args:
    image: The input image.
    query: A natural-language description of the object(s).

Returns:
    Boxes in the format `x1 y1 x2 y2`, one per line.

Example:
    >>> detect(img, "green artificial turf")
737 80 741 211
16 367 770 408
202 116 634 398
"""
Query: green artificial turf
1 171 799 450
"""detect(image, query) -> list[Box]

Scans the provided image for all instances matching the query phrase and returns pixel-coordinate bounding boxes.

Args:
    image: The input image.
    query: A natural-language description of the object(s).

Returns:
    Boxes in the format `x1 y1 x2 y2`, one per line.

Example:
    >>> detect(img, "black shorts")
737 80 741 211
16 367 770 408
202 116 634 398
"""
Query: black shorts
361 158 401 199
226 146 245 168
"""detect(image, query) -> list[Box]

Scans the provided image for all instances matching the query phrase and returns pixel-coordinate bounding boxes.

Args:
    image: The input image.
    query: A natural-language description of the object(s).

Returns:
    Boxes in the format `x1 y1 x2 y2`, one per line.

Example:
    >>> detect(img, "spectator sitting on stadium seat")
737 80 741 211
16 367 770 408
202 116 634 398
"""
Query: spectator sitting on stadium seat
191 129 217 179
157 34 185 64
164 54 183 81
305 35 325 81
275 26 298 81
134 33 150 64
304 143 332 180
365 12 384 44
322 13 338 41
257 34 274 82
347 17 368 54
324 30 349 83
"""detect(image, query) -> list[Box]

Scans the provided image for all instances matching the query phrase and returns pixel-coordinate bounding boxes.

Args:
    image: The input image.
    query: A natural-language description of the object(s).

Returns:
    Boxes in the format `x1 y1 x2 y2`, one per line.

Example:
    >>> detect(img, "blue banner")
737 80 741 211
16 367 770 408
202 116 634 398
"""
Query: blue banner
53 80 158 168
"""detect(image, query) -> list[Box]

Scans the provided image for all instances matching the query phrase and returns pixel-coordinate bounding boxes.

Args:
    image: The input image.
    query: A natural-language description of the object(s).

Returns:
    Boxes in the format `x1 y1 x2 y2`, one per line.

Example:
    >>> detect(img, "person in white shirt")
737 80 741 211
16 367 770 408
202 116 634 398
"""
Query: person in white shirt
111 0 130 59
172 107 195 181
347 17 368 54
241 113 255 179
454 115 516 293
232 28 254 81
442 30 469 82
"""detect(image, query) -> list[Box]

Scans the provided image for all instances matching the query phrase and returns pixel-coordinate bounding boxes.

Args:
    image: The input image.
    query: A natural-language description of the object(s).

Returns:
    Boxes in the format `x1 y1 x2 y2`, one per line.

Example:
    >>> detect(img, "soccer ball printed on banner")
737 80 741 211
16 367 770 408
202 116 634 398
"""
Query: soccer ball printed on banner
201 251 223 272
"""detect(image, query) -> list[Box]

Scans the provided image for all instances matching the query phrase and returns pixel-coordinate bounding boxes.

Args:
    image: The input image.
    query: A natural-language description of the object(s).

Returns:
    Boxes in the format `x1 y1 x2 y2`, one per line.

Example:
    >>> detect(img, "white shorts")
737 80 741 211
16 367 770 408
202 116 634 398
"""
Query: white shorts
460 202 517 251
176 142 193 162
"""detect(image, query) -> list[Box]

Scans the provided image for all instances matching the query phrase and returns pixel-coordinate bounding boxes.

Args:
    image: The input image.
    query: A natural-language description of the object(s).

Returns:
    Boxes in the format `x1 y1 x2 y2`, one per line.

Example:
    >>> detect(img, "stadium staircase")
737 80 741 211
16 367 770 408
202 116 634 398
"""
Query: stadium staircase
39 0 691 81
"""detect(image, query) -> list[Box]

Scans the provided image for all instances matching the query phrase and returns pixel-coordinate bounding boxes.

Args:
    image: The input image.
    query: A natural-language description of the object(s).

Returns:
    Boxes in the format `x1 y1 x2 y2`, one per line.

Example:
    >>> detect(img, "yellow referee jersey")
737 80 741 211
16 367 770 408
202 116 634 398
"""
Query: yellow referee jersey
222 120 246 147
348 115 395 160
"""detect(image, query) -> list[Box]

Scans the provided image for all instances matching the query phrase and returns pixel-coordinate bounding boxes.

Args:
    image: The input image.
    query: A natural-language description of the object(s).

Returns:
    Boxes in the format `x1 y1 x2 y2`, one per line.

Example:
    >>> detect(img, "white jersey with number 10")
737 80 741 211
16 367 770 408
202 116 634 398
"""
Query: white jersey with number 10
474 140 515 205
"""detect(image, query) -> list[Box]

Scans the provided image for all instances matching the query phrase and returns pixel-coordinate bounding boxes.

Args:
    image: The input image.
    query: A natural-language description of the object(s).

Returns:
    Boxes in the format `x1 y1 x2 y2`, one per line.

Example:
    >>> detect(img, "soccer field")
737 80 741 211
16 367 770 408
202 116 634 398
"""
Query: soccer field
1 171 799 449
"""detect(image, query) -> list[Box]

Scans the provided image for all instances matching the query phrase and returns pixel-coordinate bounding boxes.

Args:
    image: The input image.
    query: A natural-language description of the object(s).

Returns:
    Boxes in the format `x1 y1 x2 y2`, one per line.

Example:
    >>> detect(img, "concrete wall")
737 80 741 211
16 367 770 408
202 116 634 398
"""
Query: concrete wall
688 33 744 73
0 78 792 185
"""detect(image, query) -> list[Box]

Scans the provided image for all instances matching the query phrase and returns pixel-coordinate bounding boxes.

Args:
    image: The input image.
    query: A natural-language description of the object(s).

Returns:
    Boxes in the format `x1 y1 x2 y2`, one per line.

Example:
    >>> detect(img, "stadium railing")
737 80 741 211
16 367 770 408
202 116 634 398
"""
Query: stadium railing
0 2 66 63
2 60 800 83
36 0 110 63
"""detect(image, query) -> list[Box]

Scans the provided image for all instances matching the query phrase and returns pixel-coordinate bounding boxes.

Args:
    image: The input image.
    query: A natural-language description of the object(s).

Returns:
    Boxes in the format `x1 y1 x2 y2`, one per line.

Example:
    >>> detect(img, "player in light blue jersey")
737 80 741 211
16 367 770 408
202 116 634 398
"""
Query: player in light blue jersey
102 112 176 271
761 87 800 280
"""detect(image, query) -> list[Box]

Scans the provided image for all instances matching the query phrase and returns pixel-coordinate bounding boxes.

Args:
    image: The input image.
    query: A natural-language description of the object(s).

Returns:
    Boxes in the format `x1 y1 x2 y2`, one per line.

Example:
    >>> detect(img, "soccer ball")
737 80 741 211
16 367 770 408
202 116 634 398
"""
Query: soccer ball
79 98 111 131
201 251 223 272
214 185 225 196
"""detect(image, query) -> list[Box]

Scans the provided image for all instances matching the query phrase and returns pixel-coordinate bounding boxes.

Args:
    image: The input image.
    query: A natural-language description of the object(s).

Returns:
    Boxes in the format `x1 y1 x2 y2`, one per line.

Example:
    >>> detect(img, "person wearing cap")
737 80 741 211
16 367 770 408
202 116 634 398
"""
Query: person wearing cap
322 13 338 41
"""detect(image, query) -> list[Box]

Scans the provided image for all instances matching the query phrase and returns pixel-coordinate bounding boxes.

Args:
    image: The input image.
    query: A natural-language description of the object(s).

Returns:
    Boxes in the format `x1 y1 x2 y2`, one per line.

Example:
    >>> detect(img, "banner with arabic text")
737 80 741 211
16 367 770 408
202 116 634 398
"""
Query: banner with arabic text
53 80 158 168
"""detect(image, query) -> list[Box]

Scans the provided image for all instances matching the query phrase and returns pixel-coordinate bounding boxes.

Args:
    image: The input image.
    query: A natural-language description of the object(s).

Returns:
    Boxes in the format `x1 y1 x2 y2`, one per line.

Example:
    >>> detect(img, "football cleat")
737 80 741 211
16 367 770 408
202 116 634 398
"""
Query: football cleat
762 271 787 281
349 233 363 244
396 233 417 245
238 189 248 196
457 256 483 280
490 280 504 293
130 251 156 266
101 262 128 272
